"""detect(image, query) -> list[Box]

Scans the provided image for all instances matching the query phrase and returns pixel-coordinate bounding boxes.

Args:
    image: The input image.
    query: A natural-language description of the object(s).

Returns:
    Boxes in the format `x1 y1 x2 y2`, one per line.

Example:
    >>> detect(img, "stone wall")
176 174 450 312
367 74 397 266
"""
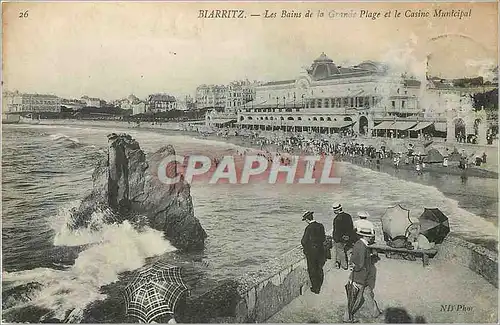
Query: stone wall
436 234 498 288
233 246 314 323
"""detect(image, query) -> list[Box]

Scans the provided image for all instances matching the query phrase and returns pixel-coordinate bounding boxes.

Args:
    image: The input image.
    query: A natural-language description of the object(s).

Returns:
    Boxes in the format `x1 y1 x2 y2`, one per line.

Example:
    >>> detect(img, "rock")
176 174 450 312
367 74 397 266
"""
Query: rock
69 133 207 251
2 282 43 309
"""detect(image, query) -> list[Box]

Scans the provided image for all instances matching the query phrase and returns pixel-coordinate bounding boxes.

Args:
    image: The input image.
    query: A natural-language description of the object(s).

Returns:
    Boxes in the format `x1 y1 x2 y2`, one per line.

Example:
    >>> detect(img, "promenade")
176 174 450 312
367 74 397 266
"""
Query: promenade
268 256 497 323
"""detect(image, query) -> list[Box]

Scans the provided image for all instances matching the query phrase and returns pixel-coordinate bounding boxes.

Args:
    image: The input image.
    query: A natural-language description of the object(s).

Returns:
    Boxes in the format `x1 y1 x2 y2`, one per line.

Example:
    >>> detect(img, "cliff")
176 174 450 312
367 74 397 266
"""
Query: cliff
69 133 207 251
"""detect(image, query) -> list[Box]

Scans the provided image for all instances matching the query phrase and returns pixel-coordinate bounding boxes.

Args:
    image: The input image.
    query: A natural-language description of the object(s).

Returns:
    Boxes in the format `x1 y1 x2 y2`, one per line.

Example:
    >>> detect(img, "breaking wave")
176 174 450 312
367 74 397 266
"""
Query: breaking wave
2 204 176 321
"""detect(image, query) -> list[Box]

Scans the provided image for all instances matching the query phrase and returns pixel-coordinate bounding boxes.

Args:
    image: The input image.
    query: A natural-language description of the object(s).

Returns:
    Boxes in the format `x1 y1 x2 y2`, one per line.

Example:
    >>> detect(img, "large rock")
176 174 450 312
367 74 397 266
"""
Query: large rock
69 133 207 251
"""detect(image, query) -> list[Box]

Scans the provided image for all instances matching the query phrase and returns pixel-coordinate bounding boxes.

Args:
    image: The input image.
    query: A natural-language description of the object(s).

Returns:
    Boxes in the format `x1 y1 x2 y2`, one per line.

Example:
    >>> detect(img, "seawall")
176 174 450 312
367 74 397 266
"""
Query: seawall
182 233 497 323
435 234 498 288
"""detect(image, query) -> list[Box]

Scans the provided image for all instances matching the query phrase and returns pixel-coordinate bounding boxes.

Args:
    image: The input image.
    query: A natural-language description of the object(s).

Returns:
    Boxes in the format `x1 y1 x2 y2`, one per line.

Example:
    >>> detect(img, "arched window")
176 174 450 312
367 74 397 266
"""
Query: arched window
327 117 332 121
287 117 294 120
320 117 325 121
313 117 318 121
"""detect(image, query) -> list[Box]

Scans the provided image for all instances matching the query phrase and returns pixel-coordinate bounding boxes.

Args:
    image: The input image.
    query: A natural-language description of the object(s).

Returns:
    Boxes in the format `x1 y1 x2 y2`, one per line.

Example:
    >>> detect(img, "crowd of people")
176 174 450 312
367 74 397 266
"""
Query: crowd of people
210 128 490 176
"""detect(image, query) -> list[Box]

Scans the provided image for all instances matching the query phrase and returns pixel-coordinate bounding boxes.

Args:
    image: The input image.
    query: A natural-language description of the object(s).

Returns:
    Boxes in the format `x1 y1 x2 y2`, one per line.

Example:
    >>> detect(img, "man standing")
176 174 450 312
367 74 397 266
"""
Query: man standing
332 203 355 270
301 211 326 294
343 226 381 323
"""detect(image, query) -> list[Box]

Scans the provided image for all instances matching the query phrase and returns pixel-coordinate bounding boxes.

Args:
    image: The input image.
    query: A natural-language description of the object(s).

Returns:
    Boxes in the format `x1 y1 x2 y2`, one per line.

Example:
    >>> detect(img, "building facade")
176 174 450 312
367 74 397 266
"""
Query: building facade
61 98 86 110
131 102 147 115
195 85 227 109
233 53 424 136
224 80 259 113
147 94 178 112
3 91 62 113
81 96 104 108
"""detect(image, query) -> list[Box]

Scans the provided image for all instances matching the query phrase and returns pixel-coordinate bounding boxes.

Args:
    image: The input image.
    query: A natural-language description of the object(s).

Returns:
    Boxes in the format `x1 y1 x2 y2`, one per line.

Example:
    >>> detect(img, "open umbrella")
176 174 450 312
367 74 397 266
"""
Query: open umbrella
418 208 450 244
381 205 413 241
123 260 189 323
345 282 365 321
423 148 444 163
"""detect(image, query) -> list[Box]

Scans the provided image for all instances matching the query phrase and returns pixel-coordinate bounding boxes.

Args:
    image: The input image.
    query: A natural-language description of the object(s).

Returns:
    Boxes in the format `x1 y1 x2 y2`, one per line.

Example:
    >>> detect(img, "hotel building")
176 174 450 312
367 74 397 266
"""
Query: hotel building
195 85 227 109
3 91 62 113
146 94 178 112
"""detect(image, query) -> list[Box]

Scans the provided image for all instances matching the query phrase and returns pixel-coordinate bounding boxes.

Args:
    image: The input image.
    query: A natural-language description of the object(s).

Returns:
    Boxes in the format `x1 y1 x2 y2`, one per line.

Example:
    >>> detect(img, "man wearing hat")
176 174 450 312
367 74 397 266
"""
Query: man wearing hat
332 203 355 270
343 225 381 322
301 211 326 294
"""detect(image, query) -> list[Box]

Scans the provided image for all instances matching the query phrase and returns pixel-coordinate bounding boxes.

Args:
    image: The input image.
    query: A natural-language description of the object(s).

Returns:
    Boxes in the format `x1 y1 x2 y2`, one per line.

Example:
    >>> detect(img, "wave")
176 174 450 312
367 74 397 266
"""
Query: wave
2 204 177 321
49 133 80 143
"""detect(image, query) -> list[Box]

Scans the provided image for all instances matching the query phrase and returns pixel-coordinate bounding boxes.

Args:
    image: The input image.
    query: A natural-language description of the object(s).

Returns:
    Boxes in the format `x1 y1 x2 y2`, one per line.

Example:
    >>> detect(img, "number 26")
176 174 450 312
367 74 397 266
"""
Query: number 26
19 10 29 18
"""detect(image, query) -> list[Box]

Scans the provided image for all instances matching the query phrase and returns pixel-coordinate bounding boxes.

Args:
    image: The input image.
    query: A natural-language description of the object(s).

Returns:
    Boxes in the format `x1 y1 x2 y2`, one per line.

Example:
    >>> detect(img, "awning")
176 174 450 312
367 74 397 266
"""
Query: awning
373 121 395 130
409 122 434 131
390 121 417 130
210 119 236 125
332 120 356 128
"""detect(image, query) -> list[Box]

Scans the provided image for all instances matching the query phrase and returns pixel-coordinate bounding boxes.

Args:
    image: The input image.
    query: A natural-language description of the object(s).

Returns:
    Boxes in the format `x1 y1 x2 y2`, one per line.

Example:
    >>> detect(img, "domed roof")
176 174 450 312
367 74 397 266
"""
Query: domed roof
309 52 340 79
314 52 334 63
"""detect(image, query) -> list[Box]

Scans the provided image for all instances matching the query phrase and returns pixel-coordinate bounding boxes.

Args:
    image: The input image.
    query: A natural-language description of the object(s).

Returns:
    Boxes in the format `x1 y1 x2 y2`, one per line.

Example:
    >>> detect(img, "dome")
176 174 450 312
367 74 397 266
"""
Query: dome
314 52 334 63
308 52 340 79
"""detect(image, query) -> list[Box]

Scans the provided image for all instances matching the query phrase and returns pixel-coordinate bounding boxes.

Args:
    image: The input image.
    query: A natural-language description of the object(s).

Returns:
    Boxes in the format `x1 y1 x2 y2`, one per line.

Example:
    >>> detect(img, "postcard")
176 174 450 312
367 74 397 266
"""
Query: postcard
2 1 498 323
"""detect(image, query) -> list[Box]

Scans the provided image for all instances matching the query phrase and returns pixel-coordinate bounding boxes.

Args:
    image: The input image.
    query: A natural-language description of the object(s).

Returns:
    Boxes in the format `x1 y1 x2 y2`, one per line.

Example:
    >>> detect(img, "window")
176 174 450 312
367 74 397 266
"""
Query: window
391 101 396 108
402 101 405 108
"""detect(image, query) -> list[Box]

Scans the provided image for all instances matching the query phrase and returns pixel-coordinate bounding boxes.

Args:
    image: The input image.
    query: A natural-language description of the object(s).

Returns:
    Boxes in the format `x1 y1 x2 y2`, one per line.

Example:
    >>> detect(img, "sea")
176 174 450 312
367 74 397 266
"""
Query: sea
2 123 498 322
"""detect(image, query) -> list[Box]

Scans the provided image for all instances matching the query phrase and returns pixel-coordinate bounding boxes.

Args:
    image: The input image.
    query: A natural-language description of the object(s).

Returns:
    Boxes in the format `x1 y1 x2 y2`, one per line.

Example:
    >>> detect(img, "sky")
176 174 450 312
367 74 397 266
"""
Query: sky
2 1 498 101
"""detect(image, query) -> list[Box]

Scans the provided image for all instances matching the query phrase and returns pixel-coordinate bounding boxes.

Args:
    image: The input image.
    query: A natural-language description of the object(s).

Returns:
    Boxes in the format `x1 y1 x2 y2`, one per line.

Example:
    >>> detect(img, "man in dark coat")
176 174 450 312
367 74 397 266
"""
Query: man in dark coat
332 203 355 270
301 211 326 294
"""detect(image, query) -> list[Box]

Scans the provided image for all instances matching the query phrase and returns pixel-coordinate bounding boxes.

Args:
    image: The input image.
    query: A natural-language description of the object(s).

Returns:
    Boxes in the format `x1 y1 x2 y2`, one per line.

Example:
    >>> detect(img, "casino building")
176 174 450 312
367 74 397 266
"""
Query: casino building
206 53 494 144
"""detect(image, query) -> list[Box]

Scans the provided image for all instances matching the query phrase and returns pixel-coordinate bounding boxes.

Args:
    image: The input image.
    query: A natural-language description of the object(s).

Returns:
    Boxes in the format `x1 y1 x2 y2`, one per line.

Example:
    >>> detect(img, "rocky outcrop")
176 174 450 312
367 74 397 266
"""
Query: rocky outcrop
69 133 206 251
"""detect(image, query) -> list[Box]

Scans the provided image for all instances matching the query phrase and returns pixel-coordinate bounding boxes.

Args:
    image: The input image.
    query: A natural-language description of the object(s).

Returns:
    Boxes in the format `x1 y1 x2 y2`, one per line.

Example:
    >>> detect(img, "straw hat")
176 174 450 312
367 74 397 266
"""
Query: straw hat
302 211 314 221
332 203 343 213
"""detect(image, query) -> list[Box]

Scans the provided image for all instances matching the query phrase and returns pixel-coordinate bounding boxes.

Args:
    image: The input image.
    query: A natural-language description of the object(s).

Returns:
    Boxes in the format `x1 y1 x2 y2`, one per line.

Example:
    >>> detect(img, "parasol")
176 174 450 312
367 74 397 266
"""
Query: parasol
418 208 450 244
345 281 365 321
123 260 189 323
381 205 413 241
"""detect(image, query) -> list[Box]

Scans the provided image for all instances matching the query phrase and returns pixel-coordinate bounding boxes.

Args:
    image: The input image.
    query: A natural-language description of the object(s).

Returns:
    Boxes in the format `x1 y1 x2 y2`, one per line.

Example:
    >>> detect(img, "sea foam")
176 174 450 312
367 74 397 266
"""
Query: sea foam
3 204 176 321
